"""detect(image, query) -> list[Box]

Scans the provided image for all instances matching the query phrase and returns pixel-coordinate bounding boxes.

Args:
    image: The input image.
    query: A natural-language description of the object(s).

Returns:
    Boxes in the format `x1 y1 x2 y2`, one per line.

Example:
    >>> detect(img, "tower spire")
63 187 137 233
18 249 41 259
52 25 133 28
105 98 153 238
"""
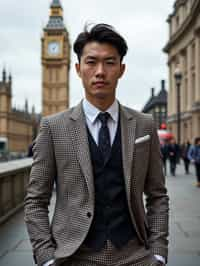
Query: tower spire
9 72 12 84
2 68 6 82
46 0 65 29
50 0 63 9
25 98 28 113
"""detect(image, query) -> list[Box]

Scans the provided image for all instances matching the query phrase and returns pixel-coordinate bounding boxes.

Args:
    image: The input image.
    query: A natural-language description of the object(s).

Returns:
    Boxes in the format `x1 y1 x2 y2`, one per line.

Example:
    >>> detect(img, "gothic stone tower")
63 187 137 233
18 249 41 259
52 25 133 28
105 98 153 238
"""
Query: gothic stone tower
41 0 70 116
0 69 12 137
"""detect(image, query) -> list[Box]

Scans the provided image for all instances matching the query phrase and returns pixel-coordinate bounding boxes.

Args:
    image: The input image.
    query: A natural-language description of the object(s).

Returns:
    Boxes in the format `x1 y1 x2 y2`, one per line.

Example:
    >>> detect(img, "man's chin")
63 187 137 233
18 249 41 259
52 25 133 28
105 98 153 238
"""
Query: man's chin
95 93 108 99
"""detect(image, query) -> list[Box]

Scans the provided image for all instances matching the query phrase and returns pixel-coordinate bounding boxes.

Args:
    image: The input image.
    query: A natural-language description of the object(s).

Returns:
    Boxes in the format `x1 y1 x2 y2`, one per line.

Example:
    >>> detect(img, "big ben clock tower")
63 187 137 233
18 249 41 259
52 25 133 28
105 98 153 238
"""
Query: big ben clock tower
41 0 70 116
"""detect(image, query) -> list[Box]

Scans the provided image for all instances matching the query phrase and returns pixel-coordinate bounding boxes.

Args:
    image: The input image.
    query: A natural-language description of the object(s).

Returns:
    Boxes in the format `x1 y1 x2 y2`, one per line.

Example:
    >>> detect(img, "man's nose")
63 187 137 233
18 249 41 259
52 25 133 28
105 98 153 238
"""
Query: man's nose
95 63 105 77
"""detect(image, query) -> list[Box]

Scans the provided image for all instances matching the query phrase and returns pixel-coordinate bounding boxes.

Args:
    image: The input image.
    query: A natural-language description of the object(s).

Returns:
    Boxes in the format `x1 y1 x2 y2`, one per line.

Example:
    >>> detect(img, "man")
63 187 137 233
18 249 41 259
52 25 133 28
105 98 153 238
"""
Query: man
180 141 191 174
25 24 169 266
160 140 169 176
188 137 200 187
168 138 180 177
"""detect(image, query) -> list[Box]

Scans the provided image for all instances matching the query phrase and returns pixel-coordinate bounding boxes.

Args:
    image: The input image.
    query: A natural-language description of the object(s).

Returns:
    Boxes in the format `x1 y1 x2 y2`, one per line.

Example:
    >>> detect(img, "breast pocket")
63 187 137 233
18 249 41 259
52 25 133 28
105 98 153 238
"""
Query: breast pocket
135 140 150 152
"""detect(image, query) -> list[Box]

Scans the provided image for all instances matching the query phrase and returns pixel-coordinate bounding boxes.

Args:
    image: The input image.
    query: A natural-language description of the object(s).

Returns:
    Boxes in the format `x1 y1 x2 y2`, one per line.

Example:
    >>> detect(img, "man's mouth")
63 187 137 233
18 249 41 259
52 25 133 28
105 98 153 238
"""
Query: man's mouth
93 81 107 87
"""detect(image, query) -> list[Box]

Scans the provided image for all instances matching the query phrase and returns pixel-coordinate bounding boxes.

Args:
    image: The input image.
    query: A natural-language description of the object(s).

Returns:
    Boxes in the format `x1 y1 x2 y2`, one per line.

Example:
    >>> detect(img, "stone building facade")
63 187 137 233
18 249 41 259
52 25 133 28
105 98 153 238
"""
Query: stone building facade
41 0 70 116
0 69 37 154
164 0 200 143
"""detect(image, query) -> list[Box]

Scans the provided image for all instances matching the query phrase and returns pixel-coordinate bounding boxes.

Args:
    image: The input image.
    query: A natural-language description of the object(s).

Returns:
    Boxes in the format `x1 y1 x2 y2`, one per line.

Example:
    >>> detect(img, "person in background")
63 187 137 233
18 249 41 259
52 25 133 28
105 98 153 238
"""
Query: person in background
180 141 191 174
160 139 169 176
168 138 180 176
27 143 34 157
188 137 200 187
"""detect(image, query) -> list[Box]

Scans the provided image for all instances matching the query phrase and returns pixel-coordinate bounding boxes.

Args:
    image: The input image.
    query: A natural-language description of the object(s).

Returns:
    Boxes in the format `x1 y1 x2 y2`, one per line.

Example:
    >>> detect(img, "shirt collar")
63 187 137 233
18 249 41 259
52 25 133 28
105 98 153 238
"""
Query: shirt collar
82 98 119 124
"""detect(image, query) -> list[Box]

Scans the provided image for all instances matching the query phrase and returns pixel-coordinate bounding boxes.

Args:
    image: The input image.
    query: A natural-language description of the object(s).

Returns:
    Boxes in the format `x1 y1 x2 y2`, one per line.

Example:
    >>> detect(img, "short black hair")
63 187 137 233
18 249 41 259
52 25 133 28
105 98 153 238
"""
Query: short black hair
73 23 128 62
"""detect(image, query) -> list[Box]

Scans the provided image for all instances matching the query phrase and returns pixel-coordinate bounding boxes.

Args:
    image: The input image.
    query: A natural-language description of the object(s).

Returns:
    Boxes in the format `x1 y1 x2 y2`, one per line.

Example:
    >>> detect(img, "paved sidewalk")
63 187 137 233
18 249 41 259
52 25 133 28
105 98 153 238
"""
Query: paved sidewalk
166 162 200 266
0 162 199 266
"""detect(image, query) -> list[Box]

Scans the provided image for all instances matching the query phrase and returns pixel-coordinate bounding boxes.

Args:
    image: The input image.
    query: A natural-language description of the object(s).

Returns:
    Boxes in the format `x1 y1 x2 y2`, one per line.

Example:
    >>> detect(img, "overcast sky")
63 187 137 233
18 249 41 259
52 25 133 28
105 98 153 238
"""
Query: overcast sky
0 0 175 113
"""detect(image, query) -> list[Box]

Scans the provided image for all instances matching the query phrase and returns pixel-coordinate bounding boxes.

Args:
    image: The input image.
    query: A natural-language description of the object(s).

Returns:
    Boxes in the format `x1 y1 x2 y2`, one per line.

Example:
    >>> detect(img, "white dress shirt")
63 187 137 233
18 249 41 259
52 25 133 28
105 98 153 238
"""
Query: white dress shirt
82 98 119 145
43 98 164 266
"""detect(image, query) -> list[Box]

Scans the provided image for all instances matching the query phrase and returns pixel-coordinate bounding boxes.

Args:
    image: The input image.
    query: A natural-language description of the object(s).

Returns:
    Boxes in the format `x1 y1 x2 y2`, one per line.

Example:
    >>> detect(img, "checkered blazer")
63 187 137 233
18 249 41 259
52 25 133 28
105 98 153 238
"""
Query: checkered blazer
24 102 169 266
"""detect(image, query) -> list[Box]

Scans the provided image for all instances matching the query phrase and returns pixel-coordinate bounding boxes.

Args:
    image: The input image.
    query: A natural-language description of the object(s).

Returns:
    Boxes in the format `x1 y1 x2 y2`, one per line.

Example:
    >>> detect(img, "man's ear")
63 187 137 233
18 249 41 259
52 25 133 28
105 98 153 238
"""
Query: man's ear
119 64 125 78
75 63 81 78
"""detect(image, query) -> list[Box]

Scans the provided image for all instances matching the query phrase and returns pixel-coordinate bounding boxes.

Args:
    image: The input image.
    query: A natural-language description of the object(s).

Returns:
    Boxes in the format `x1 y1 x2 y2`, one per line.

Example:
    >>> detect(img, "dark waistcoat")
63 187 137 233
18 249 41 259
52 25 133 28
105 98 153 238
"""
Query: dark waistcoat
83 121 136 251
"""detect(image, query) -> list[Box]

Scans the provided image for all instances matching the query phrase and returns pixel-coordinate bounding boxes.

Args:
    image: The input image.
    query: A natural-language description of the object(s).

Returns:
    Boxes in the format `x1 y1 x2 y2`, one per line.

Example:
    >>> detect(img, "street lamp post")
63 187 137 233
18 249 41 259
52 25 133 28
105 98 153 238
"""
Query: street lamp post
174 66 182 146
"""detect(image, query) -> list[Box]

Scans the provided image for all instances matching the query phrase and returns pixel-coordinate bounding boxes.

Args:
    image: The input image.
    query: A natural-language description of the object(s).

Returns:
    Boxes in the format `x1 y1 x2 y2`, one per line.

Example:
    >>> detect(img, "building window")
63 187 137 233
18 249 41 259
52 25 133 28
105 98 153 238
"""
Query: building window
56 68 60 82
192 43 195 66
187 0 191 13
184 78 188 108
49 68 54 82
192 73 195 102
56 89 59 100
176 15 180 28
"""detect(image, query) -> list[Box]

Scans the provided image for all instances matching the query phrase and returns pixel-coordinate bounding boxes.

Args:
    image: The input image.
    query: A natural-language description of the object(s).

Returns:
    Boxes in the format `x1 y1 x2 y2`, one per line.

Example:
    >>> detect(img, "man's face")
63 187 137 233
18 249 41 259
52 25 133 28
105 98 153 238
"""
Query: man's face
75 41 125 104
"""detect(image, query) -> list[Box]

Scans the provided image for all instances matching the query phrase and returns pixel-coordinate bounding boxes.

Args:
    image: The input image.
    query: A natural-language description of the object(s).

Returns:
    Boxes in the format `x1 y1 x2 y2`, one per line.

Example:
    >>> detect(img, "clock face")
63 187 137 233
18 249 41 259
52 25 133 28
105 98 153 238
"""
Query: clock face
48 41 60 55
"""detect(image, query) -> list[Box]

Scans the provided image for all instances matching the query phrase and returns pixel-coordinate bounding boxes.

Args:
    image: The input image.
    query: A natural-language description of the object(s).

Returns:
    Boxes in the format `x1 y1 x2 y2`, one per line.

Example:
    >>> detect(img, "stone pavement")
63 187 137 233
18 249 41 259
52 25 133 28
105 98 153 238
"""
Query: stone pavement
0 162 199 266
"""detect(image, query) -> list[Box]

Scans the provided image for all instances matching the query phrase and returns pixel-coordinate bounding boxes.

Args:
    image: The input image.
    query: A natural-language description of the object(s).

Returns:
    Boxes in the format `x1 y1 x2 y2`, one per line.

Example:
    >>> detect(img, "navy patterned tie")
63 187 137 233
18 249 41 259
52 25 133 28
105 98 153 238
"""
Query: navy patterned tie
98 112 111 159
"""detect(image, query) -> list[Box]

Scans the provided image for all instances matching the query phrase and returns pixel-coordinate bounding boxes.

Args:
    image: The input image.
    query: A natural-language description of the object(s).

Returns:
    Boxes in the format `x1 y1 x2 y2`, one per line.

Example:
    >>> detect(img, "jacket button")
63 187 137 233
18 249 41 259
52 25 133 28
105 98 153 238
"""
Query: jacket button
87 212 92 218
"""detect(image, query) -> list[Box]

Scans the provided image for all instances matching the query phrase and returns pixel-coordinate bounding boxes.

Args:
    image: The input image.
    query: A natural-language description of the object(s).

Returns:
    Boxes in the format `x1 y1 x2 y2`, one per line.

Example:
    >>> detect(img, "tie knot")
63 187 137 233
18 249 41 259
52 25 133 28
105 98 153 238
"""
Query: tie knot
97 112 110 125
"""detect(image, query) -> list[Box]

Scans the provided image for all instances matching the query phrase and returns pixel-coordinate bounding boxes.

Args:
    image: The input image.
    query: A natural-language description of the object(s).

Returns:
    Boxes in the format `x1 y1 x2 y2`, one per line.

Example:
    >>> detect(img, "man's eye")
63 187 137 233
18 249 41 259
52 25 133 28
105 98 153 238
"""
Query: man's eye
106 61 115 65
86 61 95 64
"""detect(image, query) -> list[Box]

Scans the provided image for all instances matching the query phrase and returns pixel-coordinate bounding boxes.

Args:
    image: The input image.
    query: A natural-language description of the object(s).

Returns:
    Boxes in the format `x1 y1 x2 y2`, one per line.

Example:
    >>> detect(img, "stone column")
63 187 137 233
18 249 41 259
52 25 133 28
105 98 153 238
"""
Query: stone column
187 44 192 110
179 52 185 112
195 35 200 102
168 62 173 116
171 61 177 115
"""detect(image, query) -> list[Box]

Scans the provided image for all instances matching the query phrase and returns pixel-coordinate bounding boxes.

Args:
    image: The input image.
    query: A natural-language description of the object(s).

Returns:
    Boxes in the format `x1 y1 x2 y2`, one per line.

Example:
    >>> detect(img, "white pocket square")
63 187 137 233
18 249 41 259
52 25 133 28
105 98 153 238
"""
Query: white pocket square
135 135 150 144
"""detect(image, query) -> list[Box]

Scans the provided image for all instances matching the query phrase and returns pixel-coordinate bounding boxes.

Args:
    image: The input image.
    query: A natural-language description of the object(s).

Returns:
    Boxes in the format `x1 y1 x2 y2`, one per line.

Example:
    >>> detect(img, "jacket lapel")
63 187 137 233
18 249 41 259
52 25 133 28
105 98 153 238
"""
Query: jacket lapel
120 105 136 197
68 102 94 201
120 105 145 241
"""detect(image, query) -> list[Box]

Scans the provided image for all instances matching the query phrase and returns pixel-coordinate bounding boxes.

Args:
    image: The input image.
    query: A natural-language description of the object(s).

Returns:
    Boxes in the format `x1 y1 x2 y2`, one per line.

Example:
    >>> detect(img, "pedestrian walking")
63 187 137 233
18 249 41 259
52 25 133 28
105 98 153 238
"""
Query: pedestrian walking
160 140 169 176
168 138 180 176
24 23 169 266
180 141 191 174
27 142 34 157
188 137 200 187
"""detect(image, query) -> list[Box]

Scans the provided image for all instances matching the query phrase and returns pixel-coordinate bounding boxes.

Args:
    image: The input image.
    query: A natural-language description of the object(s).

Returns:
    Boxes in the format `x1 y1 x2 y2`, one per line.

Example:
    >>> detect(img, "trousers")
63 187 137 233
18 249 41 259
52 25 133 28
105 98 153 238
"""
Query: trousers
57 239 157 266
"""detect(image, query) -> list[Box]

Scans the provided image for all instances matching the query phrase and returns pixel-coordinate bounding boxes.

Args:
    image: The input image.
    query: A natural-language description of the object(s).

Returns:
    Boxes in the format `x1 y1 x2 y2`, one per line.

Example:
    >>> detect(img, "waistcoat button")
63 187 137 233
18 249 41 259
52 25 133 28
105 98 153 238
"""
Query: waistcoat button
87 212 92 218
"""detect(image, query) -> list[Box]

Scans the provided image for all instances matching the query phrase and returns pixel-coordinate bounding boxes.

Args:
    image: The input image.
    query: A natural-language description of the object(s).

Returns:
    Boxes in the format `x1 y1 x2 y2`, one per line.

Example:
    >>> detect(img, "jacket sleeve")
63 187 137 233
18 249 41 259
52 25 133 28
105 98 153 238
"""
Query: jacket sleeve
144 119 169 262
24 117 57 266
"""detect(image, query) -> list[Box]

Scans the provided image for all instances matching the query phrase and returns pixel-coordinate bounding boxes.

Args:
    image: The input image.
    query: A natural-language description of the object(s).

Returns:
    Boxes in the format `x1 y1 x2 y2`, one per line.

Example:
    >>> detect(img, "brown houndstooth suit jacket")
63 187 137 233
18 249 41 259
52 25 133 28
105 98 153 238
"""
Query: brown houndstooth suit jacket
24 102 169 266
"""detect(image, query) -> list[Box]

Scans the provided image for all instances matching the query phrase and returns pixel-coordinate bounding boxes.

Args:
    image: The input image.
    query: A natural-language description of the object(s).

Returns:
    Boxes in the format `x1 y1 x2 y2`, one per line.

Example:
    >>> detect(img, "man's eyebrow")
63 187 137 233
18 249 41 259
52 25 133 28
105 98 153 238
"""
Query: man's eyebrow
84 55 97 60
84 55 117 60
105 56 117 60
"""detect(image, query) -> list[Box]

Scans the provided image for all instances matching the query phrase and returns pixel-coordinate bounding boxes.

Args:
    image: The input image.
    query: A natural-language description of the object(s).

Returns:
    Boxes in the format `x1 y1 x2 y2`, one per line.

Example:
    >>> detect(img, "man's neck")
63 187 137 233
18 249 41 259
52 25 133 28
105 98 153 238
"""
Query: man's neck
85 97 115 111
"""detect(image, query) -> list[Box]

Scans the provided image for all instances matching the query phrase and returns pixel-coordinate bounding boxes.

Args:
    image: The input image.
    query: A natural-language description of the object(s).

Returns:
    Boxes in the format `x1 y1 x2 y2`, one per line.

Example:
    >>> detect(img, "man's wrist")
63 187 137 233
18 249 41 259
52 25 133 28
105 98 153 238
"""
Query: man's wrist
43 259 55 266
154 254 165 265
